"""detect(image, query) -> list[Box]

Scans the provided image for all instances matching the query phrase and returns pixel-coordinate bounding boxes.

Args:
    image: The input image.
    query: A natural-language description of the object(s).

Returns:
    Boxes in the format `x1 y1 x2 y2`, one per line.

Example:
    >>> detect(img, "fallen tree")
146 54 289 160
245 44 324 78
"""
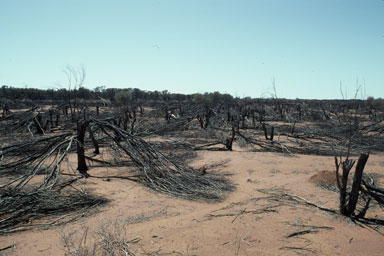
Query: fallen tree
92 118 235 201
0 115 235 234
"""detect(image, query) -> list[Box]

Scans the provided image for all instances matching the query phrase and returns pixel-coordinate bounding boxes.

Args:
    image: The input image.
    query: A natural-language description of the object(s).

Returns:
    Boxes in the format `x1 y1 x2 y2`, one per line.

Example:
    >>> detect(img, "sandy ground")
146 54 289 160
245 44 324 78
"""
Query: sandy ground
1 148 384 256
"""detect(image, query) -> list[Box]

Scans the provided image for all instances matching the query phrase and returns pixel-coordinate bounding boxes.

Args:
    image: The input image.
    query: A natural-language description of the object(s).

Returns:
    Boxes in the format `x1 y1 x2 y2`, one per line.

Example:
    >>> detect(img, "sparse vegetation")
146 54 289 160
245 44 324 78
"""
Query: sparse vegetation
1 86 384 254
62 219 139 256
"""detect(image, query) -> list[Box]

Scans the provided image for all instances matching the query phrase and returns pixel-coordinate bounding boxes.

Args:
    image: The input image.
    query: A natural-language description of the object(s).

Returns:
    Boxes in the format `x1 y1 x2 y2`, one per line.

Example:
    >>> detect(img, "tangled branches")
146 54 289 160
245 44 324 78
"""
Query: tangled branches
0 189 107 235
0 131 104 234
92 118 235 201
0 113 236 234
0 133 75 190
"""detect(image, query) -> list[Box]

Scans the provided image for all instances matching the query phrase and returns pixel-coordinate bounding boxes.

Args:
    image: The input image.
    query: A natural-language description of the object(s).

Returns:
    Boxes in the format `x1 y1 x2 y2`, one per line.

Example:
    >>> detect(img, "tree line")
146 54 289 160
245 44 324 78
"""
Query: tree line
0 85 234 104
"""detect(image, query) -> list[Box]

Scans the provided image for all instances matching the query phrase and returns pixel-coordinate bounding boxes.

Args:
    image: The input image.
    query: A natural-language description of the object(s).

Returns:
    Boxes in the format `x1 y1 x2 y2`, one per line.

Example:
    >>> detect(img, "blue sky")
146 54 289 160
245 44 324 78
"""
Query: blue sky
0 0 383 99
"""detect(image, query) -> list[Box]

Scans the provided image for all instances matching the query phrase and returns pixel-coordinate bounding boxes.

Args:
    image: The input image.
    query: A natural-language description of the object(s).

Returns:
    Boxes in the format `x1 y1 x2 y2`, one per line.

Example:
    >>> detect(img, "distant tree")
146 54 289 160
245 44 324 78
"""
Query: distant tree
114 90 132 106
93 86 106 93
366 96 375 105
161 90 170 101
104 88 118 101
77 87 93 100
192 93 212 105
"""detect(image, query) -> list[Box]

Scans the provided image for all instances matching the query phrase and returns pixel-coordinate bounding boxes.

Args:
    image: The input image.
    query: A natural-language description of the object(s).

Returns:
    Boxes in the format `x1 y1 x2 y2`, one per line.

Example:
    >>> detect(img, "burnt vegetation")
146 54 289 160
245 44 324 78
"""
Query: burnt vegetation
1 84 384 234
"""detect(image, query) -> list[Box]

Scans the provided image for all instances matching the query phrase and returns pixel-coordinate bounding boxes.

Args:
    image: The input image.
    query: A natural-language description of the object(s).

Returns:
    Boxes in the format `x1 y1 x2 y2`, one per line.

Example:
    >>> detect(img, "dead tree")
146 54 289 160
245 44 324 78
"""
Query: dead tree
2 103 10 117
88 125 100 154
55 112 60 127
164 106 170 121
225 123 236 151
76 120 90 177
33 113 45 135
261 122 274 141
335 153 369 217
130 108 137 134
197 106 214 129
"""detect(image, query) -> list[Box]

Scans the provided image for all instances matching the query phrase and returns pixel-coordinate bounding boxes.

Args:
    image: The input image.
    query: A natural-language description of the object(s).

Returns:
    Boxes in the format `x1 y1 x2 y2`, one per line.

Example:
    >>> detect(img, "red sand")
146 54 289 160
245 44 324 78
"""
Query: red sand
1 149 384 255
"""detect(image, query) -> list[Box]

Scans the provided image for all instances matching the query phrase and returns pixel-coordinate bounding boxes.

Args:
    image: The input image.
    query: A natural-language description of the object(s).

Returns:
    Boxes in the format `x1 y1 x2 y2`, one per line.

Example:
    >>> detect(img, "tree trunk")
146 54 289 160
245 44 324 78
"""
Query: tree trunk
225 124 236 151
336 154 369 217
34 114 44 134
335 156 355 215
88 125 100 155
49 109 54 128
130 109 137 134
261 123 268 140
347 154 369 215
55 114 60 127
77 121 90 177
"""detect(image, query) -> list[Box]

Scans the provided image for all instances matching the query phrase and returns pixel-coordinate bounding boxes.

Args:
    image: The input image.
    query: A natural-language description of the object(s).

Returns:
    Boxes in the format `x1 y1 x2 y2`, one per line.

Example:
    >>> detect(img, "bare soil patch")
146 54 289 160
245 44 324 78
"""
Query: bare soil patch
1 150 384 255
